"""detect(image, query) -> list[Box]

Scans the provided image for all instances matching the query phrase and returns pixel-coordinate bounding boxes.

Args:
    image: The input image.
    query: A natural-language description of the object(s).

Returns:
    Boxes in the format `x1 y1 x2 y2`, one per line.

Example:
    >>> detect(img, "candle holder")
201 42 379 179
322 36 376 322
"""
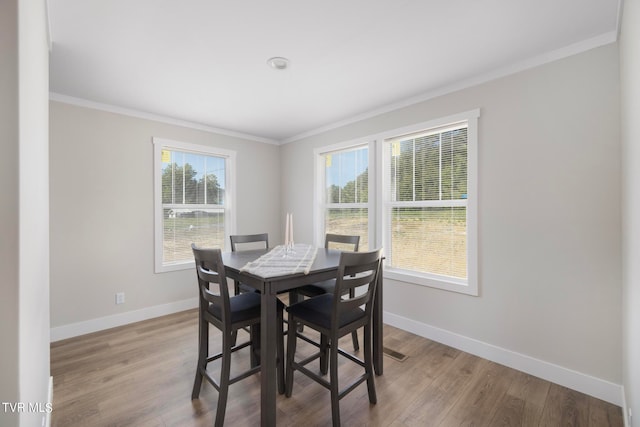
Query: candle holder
283 212 295 257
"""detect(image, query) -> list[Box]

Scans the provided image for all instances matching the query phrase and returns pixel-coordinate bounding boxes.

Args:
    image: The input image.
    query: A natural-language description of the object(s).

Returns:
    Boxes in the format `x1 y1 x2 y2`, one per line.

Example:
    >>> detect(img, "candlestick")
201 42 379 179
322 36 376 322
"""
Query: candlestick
285 213 290 247
289 213 294 246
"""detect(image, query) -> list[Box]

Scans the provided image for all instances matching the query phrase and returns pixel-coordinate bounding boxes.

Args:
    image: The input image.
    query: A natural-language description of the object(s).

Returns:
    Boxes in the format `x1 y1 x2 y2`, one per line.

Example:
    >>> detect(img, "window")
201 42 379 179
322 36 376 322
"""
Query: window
382 110 478 294
313 111 478 294
153 138 236 273
314 142 373 250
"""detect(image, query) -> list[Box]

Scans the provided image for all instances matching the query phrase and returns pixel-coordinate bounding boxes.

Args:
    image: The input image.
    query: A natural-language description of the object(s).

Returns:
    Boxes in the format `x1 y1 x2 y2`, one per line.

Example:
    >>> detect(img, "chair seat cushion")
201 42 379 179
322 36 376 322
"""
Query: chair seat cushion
208 292 285 324
238 282 258 293
287 294 365 330
296 279 336 297
239 282 290 296
208 292 261 324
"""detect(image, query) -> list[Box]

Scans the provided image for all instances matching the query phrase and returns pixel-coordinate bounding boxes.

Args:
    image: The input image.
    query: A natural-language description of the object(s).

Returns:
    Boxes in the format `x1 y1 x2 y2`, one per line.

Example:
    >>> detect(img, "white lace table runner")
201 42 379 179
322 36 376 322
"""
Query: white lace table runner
240 244 318 278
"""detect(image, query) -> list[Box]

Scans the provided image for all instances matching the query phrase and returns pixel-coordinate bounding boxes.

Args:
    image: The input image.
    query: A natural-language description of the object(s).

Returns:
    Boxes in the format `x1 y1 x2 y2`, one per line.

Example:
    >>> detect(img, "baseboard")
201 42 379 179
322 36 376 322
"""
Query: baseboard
45 376 53 427
50 298 198 342
621 386 630 427
384 311 623 406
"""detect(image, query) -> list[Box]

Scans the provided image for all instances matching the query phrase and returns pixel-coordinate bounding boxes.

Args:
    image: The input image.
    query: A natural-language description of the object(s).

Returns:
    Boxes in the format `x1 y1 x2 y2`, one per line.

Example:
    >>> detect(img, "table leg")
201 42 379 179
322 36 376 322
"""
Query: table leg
260 287 278 426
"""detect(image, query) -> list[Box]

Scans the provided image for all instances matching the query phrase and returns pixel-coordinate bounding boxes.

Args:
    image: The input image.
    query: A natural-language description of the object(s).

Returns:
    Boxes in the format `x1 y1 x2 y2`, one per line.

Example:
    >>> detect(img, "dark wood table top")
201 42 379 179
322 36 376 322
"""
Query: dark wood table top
222 247 343 294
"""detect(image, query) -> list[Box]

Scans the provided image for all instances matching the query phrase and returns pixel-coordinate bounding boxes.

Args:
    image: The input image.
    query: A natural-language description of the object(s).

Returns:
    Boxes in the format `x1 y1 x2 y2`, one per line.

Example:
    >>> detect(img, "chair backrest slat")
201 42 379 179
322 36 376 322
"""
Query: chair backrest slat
325 233 360 252
230 233 269 252
192 244 231 324
332 249 382 329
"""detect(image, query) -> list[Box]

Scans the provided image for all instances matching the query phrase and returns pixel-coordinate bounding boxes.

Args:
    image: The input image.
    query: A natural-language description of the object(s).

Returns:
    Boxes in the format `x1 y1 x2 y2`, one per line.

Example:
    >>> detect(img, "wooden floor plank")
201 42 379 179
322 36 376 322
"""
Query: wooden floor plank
589 395 626 427
394 351 487 426
50 309 624 427
488 394 525 427
437 360 519 427
539 383 590 427
502 370 551 426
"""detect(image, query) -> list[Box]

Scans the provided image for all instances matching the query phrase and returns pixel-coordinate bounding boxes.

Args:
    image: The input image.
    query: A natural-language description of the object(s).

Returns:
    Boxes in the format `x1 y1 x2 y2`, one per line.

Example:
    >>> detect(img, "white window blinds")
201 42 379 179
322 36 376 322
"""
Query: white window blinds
321 145 369 250
153 138 236 273
386 121 468 280
157 145 229 268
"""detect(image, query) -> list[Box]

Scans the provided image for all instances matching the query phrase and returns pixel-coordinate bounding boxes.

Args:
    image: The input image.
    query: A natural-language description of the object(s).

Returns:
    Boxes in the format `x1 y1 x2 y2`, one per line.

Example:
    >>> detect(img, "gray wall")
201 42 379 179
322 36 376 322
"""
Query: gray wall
1 0 51 426
49 102 282 328
281 44 622 385
621 0 640 424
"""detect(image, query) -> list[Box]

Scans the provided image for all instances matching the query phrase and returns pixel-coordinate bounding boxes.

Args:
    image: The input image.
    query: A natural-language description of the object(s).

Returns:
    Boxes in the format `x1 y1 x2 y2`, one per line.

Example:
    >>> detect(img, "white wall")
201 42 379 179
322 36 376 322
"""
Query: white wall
281 44 622 401
1 0 51 426
620 0 640 424
18 0 51 423
49 102 281 334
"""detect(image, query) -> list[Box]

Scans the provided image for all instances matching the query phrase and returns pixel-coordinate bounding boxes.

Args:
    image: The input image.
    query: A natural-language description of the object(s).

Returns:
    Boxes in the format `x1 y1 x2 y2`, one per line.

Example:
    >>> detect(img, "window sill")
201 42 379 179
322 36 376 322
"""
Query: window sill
155 261 193 274
383 267 478 296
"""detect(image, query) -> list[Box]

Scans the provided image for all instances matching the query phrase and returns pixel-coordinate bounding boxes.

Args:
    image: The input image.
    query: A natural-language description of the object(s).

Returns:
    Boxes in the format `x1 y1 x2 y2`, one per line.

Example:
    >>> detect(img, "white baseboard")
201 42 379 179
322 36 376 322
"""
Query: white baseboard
384 311 623 406
621 386 630 427
50 298 198 342
45 376 53 427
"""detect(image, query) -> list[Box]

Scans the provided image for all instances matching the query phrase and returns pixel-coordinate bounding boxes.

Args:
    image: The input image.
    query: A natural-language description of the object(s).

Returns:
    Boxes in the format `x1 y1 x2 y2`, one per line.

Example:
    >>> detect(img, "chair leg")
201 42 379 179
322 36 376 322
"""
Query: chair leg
289 291 305 332
320 334 329 375
249 325 260 368
349 289 359 351
277 308 285 395
364 324 377 404
230 281 241 347
192 317 208 399
285 315 297 397
215 330 232 427
329 338 341 427
289 290 301 305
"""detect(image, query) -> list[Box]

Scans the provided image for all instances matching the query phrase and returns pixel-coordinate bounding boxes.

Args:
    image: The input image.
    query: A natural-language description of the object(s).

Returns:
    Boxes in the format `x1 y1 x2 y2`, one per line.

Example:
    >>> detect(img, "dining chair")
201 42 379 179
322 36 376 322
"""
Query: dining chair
230 233 269 294
296 233 361 351
285 248 382 427
191 244 284 427
229 233 270 345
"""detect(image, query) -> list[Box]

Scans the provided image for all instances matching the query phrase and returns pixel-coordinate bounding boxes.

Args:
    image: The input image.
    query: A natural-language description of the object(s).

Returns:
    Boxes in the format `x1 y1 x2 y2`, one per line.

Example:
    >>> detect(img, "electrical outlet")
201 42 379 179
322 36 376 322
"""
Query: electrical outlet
115 292 125 304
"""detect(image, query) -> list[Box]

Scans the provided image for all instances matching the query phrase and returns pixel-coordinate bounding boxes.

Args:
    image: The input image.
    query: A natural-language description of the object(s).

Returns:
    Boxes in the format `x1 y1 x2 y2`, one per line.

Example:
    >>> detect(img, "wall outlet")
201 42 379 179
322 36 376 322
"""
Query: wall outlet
115 292 125 304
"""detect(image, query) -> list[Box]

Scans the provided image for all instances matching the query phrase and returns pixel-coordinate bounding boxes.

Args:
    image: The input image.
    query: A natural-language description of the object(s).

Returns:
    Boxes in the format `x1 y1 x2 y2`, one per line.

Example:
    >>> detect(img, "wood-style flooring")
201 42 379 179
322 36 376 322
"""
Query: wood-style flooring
50 309 623 426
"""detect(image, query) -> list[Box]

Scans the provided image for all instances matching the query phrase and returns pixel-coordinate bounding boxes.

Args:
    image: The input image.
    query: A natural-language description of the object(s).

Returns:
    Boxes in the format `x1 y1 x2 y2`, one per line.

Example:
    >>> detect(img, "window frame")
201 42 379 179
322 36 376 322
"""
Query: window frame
153 137 236 273
312 110 479 295
378 109 479 295
313 139 376 249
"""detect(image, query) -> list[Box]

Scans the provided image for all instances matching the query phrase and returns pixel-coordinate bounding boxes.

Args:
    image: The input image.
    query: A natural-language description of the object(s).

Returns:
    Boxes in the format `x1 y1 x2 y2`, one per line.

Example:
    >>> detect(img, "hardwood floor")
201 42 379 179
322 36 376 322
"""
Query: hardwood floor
50 309 623 426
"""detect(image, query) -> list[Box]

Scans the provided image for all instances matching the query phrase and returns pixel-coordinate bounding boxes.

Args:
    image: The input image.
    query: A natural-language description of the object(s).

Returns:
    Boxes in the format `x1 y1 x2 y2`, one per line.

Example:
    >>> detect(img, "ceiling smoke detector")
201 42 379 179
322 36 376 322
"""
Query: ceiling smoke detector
267 57 289 70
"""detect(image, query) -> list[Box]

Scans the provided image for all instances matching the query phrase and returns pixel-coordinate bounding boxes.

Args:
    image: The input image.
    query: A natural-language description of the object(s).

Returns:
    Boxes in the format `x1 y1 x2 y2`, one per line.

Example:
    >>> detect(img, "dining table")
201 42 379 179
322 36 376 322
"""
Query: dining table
221 245 383 427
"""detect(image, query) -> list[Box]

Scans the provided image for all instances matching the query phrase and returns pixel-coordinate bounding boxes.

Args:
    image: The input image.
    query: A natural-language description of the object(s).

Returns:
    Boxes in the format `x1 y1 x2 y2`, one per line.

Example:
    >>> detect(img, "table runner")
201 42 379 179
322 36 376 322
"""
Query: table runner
240 244 318 278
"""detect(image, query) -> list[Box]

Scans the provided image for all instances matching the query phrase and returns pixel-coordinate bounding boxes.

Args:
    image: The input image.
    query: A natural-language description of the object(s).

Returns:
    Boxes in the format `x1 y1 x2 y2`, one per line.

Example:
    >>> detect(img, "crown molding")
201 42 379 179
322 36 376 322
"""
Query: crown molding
51 29 618 147
49 92 279 145
281 30 618 144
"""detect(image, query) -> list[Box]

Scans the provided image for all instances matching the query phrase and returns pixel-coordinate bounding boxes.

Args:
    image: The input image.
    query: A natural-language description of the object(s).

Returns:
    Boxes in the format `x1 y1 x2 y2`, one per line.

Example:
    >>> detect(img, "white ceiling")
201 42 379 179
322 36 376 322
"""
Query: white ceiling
48 0 620 143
